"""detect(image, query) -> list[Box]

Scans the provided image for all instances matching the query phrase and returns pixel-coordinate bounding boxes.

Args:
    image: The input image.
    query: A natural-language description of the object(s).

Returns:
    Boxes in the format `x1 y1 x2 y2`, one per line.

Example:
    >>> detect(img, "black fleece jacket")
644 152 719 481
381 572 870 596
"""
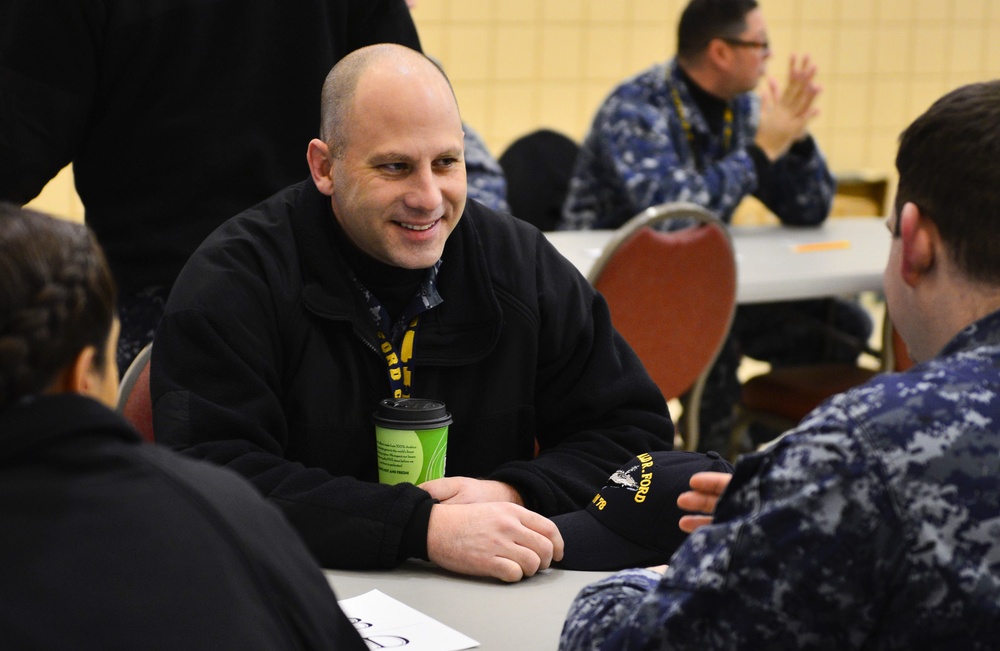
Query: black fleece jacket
0 394 366 650
152 180 674 569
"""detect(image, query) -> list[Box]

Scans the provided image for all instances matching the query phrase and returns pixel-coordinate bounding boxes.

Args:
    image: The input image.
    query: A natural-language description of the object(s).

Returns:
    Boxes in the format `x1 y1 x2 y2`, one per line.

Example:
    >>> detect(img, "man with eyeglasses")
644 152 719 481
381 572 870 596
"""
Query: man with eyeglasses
559 0 870 455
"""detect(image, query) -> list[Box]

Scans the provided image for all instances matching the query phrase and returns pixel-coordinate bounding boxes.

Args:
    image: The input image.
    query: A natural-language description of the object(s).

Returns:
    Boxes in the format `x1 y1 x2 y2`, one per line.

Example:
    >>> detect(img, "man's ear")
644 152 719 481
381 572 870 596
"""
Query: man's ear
705 38 733 72
307 139 335 197
898 201 937 287
47 346 98 396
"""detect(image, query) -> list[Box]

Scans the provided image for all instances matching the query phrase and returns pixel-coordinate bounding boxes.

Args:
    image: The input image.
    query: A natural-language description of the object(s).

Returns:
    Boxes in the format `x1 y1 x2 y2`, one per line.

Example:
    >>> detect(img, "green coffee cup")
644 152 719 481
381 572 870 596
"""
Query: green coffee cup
372 398 452 485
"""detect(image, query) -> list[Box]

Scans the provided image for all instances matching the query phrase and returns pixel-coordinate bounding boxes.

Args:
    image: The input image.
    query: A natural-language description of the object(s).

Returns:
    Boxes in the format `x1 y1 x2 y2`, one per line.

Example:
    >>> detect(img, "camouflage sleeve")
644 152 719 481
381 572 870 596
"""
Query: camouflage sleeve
598 90 759 221
463 122 510 213
560 568 662 651
754 136 836 225
561 401 892 649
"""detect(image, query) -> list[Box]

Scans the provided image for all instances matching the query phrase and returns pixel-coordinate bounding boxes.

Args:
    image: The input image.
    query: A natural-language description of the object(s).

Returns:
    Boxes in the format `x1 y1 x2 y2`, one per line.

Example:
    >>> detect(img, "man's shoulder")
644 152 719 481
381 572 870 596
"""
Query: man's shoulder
211 180 308 243
128 443 289 528
455 200 585 295
798 344 1000 467
175 181 310 294
459 199 543 250
602 62 668 106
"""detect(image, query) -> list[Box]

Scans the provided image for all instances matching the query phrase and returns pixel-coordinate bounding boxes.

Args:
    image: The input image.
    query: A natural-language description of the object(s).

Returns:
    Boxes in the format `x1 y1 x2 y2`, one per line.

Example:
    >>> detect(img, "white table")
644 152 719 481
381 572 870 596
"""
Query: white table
545 217 890 304
325 562 611 650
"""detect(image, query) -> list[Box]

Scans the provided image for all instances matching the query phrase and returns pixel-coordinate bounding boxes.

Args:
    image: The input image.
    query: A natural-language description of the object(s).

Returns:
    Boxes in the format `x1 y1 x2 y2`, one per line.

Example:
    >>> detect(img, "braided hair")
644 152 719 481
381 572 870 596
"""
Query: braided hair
0 203 117 408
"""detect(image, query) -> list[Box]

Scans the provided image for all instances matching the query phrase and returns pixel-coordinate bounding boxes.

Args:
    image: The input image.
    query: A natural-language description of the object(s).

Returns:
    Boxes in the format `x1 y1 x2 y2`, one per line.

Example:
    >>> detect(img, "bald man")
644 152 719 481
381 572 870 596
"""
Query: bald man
153 44 677 582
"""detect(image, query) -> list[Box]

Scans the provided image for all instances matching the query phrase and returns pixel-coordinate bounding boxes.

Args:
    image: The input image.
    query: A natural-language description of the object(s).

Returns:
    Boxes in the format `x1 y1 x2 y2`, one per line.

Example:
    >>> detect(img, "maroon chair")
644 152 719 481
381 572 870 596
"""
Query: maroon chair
732 310 913 458
115 343 154 443
588 202 737 451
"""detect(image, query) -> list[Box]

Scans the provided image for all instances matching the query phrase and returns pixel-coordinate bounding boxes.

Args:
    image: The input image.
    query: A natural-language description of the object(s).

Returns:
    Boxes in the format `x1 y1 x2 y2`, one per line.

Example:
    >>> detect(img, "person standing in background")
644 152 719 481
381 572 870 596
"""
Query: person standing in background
559 0 870 453
0 0 422 373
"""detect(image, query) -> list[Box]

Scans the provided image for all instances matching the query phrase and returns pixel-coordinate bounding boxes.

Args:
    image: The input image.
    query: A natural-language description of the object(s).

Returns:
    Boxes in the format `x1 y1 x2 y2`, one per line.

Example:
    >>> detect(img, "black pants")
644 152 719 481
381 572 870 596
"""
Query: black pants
691 297 873 454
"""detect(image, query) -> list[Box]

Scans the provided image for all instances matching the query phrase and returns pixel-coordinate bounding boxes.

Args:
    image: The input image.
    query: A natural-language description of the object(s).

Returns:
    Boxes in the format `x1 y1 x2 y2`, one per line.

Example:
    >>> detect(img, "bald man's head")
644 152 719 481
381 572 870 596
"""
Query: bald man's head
319 44 458 158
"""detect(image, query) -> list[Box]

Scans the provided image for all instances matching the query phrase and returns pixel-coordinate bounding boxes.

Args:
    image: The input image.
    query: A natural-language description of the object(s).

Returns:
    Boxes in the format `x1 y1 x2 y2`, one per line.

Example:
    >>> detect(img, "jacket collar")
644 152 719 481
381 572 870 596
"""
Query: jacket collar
0 394 138 463
940 306 1000 360
291 182 503 363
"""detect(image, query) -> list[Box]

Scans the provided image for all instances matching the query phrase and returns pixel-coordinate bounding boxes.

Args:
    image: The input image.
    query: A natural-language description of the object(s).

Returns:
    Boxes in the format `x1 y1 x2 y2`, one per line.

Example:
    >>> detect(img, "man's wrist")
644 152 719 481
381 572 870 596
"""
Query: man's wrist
494 480 525 506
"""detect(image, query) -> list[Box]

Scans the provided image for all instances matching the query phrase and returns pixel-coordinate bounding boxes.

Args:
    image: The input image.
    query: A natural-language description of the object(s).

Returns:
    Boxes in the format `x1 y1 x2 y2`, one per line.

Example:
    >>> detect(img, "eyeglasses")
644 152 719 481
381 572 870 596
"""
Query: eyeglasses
723 38 770 52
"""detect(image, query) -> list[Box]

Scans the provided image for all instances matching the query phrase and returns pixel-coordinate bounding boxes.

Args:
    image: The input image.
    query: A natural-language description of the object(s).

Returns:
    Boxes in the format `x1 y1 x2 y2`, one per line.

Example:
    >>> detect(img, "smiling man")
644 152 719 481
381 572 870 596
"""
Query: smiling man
152 44 675 582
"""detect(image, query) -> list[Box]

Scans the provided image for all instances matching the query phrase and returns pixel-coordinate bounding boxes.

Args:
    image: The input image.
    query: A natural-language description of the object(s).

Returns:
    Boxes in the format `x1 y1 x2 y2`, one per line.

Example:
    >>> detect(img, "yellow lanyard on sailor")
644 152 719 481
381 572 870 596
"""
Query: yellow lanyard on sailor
671 86 733 164
377 316 419 399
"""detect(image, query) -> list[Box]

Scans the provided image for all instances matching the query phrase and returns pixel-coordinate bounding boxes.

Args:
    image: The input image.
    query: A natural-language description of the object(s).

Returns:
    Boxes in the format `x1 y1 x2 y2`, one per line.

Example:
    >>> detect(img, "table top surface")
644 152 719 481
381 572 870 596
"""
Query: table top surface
326 562 612 650
545 217 890 304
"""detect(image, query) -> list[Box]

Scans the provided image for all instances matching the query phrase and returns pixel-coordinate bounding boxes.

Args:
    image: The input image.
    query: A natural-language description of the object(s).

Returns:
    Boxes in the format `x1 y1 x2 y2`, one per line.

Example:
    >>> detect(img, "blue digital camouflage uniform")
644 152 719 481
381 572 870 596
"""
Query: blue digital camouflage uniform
557 59 868 454
560 308 1000 650
463 122 510 214
559 59 834 230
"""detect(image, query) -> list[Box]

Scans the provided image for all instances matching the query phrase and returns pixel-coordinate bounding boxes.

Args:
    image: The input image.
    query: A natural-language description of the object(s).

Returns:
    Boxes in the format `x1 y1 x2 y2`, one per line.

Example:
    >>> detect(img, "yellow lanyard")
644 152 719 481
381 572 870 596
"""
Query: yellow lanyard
671 86 733 154
377 316 419 399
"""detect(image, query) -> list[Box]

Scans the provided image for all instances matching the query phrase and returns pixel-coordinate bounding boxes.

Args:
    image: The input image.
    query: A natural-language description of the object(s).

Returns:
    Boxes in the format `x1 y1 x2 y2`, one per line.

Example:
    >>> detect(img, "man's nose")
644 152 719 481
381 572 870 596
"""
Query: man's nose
405 166 443 211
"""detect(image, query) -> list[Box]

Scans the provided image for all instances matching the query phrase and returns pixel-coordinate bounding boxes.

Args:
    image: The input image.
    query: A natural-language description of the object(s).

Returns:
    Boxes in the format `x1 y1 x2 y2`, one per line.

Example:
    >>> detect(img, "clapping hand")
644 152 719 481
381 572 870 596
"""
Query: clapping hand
755 54 821 161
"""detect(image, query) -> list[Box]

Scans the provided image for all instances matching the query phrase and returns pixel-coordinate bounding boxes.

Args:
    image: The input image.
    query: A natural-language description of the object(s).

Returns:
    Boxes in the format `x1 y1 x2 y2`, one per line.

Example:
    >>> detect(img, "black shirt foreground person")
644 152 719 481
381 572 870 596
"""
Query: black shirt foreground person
0 204 365 650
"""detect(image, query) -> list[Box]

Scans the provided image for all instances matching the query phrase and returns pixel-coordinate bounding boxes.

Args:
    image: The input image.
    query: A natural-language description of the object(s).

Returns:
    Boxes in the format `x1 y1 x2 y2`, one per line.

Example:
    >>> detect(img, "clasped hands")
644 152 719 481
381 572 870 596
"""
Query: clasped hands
420 477 564 583
418 471 734 582
755 54 822 161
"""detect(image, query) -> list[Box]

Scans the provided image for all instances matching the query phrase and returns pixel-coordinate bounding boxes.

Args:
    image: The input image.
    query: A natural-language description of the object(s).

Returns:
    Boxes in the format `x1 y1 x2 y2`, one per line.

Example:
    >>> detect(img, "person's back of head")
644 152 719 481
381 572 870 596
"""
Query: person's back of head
894 80 1000 286
677 0 759 62
0 203 367 650
0 203 117 408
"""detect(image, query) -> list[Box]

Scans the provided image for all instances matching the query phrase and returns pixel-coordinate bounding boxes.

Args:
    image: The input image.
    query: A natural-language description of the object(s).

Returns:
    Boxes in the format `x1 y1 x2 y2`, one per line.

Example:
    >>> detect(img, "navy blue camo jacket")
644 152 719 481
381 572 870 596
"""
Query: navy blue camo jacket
560 59 835 230
561 308 1000 650
463 122 510 213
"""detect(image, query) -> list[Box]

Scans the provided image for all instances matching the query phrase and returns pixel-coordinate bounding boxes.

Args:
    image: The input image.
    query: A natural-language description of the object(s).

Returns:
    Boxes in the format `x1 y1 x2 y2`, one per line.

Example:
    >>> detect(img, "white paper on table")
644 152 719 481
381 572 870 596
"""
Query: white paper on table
339 589 480 650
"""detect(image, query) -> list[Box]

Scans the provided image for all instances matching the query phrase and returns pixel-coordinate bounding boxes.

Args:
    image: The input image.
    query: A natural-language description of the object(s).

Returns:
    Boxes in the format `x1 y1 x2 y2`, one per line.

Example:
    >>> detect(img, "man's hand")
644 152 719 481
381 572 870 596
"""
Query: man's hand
426 502 565 582
677 471 733 533
419 477 524 506
754 54 821 161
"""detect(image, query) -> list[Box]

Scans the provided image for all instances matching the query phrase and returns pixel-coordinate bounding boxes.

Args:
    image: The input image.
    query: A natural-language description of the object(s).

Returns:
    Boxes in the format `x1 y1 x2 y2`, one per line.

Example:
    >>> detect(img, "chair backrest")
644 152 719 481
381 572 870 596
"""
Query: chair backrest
498 129 580 231
589 203 737 448
115 342 154 443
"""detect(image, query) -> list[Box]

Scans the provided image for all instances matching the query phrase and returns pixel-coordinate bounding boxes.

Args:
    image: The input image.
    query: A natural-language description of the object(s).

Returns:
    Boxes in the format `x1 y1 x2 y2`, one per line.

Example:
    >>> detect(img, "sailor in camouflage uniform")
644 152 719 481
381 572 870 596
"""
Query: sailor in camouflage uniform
560 79 1000 651
463 122 510 214
558 0 870 453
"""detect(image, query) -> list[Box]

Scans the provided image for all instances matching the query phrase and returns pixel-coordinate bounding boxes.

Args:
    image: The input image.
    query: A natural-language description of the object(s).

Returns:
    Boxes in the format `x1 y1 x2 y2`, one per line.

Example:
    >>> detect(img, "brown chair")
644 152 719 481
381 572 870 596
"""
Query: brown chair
732 308 913 458
588 202 737 451
115 342 154 443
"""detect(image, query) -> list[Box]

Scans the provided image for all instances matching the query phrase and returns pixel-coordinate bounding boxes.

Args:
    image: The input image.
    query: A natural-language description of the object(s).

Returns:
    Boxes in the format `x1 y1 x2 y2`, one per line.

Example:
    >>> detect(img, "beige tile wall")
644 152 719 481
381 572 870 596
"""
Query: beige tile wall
29 0 1000 222
416 0 1000 188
